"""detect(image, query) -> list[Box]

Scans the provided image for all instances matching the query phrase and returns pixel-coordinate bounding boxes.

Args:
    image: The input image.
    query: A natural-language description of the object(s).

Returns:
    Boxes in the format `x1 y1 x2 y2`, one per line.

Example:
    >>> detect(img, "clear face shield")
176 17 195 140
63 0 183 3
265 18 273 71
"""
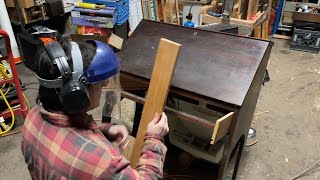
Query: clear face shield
88 73 121 123
101 73 121 123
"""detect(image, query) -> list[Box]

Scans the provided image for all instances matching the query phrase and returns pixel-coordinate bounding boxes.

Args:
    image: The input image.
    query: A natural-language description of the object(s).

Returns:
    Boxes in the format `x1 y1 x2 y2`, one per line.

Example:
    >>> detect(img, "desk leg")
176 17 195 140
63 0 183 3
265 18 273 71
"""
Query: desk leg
129 90 146 137
218 134 245 180
232 135 245 180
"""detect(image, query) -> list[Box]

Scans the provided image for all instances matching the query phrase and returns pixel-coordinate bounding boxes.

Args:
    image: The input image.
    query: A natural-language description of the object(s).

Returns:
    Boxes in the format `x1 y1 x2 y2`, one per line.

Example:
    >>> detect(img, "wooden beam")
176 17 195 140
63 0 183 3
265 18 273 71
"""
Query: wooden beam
121 91 216 128
272 34 291 40
168 0 174 23
148 0 153 20
175 0 180 25
211 112 234 144
253 24 262 38
161 0 167 22
130 38 182 168
261 20 269 40
141 0 147 19
247 0 259 20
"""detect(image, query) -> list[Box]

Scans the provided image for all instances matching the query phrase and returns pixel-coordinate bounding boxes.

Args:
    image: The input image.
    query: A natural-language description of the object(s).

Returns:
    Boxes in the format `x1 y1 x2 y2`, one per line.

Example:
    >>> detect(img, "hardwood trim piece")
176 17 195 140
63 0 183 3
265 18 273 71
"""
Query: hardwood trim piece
175 0 180 25
246 0 259 20
130 38 182 168
261 20 269 40
272 34 291 40
121 91 216 128
161 0 167 22
254 24 262 38
211 112 234 144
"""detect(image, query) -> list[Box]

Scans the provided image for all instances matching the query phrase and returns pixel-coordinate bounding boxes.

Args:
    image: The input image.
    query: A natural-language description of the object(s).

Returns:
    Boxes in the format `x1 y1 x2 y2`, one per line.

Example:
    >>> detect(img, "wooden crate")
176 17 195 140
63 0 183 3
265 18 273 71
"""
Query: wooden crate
8 5 45 24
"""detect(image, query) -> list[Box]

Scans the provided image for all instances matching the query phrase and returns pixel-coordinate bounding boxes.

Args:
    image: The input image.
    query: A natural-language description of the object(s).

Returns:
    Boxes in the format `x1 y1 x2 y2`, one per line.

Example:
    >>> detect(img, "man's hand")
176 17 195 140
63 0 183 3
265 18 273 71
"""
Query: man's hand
146 112 169 138
107 125 129 150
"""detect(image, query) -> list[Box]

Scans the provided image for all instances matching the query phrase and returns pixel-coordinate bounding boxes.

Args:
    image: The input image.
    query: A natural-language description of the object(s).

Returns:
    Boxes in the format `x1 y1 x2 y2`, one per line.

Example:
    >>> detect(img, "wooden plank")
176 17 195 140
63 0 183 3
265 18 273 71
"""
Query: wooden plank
202 11 266 27
148 0 153 20
141 0 147 19
155 0 160 21
232 1 240 18
121 91 216 128
253 24 262 38
293 12 320 23
211 112 234 144
272 34 291 40
175 0 180 25
168 0 174 23
130 38 182 168
247 0 259 20
261 20 269 40
161 0 167 22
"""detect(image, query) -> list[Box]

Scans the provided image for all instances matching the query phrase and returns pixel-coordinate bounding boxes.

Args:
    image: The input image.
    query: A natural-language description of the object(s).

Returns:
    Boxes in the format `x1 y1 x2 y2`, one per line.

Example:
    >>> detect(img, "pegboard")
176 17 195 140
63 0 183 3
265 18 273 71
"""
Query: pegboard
129 0 143 32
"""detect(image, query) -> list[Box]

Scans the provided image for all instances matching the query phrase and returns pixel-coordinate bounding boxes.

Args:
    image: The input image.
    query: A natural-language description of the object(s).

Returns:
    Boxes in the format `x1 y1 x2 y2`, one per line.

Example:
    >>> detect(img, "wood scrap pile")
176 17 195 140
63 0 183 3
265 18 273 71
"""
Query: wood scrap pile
141 0 183 24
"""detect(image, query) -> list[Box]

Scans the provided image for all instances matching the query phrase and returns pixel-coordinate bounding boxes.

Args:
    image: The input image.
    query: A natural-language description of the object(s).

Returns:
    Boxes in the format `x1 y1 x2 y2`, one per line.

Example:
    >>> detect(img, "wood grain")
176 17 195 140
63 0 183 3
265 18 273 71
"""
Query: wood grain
130 38 182 168
254 24 262 38
246 0 259 20
175 0 180 25
168 0 174 23
211 112 234 144
142 0 147 19
161 0 167 22
261 20 269 40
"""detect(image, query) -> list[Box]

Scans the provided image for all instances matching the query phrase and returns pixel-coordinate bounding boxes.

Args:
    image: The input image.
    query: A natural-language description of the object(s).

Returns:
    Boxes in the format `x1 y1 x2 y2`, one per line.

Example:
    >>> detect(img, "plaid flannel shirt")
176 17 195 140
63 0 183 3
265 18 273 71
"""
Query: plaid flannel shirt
21 106 167 180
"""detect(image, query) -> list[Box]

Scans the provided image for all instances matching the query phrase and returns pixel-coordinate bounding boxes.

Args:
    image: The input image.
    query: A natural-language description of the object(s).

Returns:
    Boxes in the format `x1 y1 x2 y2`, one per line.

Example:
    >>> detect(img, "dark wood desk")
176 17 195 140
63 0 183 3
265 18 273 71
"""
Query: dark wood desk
118 20 272 179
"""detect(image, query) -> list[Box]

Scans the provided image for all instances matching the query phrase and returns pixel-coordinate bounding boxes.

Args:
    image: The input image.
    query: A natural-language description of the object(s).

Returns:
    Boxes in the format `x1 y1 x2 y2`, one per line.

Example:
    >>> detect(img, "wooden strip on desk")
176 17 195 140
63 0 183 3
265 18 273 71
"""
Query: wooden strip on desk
130 38 182 168
211 112 234 144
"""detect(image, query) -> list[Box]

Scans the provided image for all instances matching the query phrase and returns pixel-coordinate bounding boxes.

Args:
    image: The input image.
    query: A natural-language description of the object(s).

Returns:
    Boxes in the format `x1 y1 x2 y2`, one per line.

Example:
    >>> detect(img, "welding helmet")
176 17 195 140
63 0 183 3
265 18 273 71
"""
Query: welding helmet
36 40 120 114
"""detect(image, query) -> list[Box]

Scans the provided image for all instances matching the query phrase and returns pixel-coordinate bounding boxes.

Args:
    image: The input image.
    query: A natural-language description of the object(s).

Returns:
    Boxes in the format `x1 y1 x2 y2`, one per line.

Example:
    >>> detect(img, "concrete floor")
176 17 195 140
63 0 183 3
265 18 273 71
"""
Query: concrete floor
1 38 320 180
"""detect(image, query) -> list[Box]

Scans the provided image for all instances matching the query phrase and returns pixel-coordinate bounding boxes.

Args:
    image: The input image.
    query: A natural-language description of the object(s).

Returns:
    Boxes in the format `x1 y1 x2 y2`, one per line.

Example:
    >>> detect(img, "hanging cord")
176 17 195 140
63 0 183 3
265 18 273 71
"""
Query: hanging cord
0 88 15 135
292 160 320 180
0 61 30 137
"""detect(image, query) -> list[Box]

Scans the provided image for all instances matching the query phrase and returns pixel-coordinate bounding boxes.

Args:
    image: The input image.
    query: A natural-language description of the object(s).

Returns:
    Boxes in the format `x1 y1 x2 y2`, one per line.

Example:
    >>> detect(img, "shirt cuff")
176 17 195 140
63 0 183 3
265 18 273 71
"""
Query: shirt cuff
144 133 164 142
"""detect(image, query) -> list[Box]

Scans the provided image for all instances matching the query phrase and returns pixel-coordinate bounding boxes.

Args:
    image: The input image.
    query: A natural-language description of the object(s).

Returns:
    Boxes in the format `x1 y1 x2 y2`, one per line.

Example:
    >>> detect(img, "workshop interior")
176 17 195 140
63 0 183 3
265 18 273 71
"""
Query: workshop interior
1 0 320 179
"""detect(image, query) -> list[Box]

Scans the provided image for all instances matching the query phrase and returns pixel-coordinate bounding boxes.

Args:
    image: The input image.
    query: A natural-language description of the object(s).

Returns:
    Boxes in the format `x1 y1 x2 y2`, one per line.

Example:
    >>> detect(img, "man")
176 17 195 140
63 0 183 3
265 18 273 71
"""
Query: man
21 37 169 179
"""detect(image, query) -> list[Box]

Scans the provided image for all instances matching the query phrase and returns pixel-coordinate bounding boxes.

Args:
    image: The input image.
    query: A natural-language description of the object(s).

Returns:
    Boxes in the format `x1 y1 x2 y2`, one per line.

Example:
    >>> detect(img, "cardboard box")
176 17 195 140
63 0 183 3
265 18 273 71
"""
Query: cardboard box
293 12 320 24
5 0 34 8
283 12 294 25
71 7 117 28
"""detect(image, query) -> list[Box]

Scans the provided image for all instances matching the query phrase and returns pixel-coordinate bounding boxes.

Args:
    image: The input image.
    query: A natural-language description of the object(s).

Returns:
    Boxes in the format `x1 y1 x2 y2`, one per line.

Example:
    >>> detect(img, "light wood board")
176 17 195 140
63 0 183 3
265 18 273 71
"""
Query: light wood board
211 112 234 144
130 38 182 168
254 24 262 38
246 0 259 20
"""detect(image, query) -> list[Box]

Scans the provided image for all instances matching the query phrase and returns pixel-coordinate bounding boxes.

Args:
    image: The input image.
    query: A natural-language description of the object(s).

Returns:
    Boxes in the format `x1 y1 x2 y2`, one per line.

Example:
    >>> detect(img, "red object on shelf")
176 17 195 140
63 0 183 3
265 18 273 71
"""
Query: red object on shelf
269 9 276 35
0 30 29 119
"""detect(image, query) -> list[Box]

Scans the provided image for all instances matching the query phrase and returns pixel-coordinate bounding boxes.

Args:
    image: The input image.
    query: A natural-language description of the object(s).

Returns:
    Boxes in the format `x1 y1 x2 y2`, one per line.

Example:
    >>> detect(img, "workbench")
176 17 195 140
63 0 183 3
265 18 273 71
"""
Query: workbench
118 20 273 179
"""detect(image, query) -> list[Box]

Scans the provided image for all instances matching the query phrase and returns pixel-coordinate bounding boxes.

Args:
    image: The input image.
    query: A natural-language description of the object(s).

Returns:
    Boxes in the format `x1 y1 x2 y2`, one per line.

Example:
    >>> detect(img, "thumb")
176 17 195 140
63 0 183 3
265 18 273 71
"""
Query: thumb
150 112 160 125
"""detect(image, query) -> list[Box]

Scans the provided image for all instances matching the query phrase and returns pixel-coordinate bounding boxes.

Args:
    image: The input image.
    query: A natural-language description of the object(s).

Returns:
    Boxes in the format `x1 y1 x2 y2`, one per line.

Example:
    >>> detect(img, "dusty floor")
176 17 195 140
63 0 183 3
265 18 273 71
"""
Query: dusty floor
1 38 320 180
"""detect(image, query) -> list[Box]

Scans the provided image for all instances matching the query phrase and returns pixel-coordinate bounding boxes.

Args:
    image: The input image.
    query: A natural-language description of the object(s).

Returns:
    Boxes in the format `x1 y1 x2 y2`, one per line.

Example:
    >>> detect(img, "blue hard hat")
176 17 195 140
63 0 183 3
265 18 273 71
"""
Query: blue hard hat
84 40 120 84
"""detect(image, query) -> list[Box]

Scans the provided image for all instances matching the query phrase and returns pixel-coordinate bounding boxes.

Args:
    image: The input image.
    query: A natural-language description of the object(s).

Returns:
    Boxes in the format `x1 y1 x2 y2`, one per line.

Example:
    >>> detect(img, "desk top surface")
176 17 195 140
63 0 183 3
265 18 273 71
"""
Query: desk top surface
118 20 271 107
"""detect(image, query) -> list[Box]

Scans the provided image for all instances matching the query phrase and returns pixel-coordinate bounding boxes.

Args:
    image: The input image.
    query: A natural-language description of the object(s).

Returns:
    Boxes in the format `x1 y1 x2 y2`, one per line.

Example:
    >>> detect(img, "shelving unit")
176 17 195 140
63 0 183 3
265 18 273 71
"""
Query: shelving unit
0 30 29 120
273 0 320 34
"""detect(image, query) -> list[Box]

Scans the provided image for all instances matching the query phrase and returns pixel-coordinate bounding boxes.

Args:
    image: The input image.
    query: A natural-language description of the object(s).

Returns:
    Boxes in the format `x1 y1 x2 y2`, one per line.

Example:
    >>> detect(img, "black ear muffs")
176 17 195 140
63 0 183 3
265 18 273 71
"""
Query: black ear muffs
41 41 91 114
60 77 90 114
